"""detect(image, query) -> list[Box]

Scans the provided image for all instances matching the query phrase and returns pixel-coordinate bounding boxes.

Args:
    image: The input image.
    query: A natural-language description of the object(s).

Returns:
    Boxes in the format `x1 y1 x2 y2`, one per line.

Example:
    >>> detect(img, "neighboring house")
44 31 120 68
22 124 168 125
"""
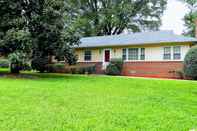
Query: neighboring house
75 31 197 78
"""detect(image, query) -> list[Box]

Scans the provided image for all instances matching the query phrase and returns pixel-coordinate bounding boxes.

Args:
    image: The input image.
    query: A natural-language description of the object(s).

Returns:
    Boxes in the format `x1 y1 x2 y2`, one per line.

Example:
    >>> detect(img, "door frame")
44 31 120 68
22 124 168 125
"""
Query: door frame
103 48 112 64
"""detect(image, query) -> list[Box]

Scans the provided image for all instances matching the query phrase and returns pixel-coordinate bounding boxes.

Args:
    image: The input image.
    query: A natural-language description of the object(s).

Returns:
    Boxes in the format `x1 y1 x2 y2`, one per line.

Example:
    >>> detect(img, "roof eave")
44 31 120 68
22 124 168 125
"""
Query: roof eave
75 41 197 49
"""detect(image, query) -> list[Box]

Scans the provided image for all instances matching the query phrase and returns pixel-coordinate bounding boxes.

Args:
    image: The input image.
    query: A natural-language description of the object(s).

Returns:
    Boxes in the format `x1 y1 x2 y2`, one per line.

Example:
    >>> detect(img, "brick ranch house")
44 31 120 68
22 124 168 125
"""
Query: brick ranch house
75 30 197 79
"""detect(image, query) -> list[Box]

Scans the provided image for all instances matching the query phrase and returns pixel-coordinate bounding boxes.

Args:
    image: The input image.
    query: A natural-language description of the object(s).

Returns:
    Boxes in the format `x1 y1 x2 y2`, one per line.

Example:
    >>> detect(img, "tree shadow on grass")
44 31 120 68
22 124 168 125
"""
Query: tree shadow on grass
0 69 75 80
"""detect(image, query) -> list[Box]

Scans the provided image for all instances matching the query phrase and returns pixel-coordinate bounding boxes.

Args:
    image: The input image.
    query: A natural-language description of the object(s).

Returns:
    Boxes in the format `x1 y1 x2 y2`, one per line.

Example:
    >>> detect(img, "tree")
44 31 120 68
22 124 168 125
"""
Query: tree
0 0 79 73
181 0 197 37
65 0 167 36
0 0 32 73
22 0 79 72
184 45 197 80
0 0 24 40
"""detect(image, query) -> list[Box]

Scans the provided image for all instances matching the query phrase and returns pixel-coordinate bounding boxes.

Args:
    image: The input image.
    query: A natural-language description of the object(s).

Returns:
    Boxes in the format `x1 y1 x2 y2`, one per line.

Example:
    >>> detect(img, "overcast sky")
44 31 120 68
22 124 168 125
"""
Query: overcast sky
160 0 189 35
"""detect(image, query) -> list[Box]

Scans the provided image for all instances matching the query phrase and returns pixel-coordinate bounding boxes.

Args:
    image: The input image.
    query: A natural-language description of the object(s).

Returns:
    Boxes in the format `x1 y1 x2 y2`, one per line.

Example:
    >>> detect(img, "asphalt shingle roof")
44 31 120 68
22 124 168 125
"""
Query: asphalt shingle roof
78 31 197 48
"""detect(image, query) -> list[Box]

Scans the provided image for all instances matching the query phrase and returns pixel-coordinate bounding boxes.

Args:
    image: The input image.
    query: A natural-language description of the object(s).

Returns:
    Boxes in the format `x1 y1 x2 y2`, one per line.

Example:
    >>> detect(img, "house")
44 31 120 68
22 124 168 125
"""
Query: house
75 30 197 78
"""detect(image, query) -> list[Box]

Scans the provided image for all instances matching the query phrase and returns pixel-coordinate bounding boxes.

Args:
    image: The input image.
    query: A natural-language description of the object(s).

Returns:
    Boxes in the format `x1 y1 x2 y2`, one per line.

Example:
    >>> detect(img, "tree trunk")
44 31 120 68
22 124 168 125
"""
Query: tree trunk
48 55 53 64
10 63 20 74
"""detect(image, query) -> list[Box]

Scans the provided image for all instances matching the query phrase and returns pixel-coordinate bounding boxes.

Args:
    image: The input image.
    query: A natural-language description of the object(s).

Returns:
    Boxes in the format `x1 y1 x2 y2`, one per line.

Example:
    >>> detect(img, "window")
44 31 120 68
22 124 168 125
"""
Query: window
122 48 127 61
128 48 138 60
163 47 171 60
140 48 145 60
173 46 181 60
84 50 91 61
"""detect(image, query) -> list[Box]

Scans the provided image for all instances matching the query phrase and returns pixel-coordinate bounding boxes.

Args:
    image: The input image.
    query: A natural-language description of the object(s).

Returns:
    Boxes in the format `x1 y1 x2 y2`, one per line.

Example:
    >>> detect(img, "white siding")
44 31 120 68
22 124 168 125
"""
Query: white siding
75 44 191 62
144 45 190 61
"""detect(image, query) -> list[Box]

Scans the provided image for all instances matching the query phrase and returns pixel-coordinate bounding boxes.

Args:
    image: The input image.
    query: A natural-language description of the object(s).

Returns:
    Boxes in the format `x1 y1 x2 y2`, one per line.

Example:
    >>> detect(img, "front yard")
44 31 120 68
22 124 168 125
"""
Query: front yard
0 71 196 130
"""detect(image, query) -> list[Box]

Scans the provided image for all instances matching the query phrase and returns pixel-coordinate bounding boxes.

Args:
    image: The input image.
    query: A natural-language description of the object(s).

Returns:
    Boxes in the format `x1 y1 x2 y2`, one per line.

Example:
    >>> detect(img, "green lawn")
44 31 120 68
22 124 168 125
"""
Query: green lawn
0 71 197 131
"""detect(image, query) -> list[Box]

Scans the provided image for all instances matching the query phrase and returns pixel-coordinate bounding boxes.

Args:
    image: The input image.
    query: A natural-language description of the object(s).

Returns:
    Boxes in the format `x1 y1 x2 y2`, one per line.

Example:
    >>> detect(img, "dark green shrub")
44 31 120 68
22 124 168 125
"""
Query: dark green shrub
79 65 96 74
71 65 96 74
110 58 123 71
31 56 49 73
184 45 197 80
47 63 65 73
22 63 32 71
8 52 29 73
0 59 9 68
106 58 123 75
70 68 77 74
46 63 96 74
106 63 121 75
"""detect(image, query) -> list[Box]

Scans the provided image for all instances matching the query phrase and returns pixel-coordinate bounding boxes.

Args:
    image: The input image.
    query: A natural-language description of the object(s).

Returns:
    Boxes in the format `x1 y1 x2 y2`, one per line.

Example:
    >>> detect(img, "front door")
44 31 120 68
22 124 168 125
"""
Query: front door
104 50 110 62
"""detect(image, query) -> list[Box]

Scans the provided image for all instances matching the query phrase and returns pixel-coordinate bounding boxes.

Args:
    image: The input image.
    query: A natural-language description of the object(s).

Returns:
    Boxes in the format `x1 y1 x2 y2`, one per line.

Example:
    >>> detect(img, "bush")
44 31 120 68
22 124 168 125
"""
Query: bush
77 65 96 74
110 58 123 71
0 59 9 68
69 65 96 74
8 52 29 73
106 63 121 75
184 45 197 80
32 56 49 73
22 63 32 71
106 58 123 75
47 63 96 74
47 63 65 73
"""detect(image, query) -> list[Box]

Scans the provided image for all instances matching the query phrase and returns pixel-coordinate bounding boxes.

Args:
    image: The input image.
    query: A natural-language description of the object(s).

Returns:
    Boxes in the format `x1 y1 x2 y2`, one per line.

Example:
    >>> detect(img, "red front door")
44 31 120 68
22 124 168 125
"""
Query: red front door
105 50 110 62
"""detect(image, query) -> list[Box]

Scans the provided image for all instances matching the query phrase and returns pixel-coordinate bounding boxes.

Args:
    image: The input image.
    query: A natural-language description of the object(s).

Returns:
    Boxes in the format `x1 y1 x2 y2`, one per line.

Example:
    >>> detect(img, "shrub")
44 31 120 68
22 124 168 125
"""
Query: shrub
106 63 121 75
77 65 96 74
184 45 197 80
69 65 96 74
22 63 32 71
31 56 49 73
0 59 9 68
46 63 96 74
47 63 65 73
8 52 29 73
106 58 123 75
110 58 123 71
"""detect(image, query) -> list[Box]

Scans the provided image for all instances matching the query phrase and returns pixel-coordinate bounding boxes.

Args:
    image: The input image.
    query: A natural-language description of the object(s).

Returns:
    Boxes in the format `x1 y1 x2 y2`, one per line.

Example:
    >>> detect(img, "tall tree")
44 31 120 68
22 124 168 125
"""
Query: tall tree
65 0 167 36
0 0 25 54
0 0 32 73
0 0 79 73
181 0 197 37
23 0 79 72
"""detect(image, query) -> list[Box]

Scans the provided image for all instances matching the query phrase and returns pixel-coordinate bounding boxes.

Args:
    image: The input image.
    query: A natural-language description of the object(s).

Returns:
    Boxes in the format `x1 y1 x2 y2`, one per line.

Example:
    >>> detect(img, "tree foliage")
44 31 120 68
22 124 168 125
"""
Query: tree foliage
184 45 197 79
0 0 27 55
65 0 167 36
23 0 79 72
0 0 31 73
0 0 79 73
181 0 197 37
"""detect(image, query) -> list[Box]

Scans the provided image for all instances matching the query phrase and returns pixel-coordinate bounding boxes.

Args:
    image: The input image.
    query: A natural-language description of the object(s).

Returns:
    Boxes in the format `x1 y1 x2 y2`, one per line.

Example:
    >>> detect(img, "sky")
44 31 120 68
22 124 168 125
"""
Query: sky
160 0 189 35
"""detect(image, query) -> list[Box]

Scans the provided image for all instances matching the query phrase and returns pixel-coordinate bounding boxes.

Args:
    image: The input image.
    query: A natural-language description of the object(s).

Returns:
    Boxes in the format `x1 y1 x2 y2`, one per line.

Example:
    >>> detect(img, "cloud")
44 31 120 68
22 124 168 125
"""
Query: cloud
160 0 189 34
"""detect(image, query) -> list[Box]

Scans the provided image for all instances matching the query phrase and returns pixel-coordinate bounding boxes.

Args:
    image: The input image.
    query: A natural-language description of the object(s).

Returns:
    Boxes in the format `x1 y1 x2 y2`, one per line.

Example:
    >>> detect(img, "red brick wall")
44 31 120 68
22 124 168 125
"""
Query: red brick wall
78 61 183 79
122 61 183 79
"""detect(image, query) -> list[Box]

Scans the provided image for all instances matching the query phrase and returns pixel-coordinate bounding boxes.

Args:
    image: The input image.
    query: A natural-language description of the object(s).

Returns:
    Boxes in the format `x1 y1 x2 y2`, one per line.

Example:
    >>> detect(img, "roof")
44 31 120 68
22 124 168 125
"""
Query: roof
78 31 197 48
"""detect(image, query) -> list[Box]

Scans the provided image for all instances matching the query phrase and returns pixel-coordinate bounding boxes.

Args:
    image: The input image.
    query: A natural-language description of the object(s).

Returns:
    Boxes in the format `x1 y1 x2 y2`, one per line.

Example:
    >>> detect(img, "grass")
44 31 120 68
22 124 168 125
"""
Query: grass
0 69 197 130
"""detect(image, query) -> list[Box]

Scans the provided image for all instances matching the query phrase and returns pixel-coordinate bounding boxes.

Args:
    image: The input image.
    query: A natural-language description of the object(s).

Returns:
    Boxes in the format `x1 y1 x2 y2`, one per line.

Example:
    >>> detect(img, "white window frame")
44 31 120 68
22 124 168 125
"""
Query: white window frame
173 46 181 60
140 48 145 60
163 46 172 60
84 50 92 61
163 46 182 61
122 48 145 61
122 48 127 61
128 48 139 60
